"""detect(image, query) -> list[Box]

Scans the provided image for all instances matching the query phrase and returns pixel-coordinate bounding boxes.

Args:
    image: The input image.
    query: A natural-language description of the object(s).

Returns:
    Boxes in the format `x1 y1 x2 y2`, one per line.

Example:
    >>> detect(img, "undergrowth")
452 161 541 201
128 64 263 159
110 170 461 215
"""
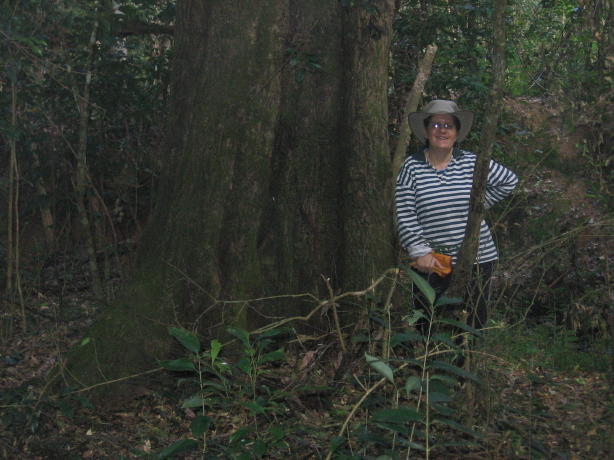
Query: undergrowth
2 261 612 459
483 321 612 374
153 267 488 459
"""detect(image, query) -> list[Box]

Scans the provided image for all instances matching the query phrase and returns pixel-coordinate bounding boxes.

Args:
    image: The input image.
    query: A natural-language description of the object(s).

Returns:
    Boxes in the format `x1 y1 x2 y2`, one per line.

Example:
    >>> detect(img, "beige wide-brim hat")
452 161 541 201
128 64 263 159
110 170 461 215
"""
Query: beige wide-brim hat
409 99 474 143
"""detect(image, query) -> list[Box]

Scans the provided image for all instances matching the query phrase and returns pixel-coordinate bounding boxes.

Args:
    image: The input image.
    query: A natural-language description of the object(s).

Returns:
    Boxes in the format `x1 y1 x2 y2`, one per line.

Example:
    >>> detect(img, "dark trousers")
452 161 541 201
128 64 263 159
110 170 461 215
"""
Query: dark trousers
413 261 495 329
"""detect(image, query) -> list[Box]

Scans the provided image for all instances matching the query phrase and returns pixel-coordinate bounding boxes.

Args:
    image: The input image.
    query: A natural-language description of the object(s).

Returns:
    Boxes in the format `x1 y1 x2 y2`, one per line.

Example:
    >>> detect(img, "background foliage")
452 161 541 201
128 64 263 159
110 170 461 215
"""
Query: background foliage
1 0 173 297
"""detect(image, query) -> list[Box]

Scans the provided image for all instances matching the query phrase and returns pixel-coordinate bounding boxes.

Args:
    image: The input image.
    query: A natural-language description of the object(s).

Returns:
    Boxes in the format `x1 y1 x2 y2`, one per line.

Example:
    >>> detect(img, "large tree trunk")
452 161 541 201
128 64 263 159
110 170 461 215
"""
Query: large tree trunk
61 0 396 398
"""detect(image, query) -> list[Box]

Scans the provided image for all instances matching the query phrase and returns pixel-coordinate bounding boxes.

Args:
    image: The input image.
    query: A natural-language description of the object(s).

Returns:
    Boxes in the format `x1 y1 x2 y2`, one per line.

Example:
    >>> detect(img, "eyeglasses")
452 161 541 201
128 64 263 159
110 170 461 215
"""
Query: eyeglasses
428 122 456 130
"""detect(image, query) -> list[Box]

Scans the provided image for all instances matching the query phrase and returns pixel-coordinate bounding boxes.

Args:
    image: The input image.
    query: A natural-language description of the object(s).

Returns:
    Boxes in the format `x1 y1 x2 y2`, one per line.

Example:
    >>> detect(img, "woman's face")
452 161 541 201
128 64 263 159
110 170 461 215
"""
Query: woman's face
426 114 457 152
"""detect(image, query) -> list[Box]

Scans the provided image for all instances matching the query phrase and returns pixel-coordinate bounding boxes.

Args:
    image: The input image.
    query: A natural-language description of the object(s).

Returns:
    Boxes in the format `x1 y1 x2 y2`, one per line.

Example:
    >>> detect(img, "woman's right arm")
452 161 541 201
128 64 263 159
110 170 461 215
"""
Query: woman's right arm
395 163 432 259
395 164 445 274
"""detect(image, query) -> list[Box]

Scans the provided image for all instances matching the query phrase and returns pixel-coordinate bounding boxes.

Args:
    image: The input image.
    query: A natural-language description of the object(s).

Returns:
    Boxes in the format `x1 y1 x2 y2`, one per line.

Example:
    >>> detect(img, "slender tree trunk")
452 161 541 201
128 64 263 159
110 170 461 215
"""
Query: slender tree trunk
391 43 437 181
6 81 16 295
447 0 507 298
33 153 55 249
6 78 26 330
595 0 613 79
60 1 396 400
73 13 103 298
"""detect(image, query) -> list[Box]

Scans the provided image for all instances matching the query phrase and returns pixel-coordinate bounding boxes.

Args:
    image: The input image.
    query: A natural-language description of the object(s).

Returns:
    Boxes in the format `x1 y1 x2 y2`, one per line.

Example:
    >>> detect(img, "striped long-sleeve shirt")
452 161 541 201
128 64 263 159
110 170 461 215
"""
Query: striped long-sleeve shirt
395 148 518 264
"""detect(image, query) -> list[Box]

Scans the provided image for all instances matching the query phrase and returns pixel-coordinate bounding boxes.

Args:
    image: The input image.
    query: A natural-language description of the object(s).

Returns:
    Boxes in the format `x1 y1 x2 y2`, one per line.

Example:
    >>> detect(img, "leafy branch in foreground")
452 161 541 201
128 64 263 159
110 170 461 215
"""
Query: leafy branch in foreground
158 326 289 459
327 266 482 459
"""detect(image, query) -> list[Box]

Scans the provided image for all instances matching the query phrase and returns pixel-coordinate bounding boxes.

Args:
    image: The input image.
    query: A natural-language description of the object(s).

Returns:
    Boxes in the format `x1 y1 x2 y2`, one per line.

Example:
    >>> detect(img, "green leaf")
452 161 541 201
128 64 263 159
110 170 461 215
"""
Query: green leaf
365 353 394 384
435 318 483 337
227 327 251 349
391 331 425 347
210 339 222 362
190 415 211 437
261 348 286 363
329 435 345 452
430 360 482 384
256 338 275 350
430 402 454 417
430 333 459 349
351 332 370 344
399 357 424 368
201 381 226 392
267 424 285 442
403 310 426 326
357 430 389 446
252 439 267 457
404 376 421 394
373 407 422 423
244 400 266 415
435 296 463 307
230 426 254 444
435 440 480 449
429 374 458 385
157 438 198 458
236 357 251 375
427 391 452 404
429 379 453 393
257 327 288 339
168 327 200 354
404 441 426 451
403 266 435 306
159 358 196 372
80 337 91 346
433 418 483 438
57 399 74 419
181 394 205 408
368 313 388 328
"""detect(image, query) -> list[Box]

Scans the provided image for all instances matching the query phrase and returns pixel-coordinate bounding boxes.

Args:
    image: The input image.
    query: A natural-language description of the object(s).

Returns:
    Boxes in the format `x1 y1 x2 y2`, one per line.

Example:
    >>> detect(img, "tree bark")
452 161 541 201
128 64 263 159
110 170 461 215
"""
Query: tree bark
33 153 55 250
446 0 507 298
61 0 396 399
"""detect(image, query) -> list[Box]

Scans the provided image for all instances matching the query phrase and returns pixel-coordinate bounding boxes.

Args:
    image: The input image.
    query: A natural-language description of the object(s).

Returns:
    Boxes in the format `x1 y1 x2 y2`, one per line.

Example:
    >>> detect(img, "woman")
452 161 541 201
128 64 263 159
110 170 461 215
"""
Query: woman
395 100 518 327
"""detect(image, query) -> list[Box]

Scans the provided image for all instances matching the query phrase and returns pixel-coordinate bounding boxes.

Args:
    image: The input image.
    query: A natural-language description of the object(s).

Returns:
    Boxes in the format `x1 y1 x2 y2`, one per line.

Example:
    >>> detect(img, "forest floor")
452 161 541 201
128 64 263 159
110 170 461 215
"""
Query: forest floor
0 302 612 459
1 98 613 459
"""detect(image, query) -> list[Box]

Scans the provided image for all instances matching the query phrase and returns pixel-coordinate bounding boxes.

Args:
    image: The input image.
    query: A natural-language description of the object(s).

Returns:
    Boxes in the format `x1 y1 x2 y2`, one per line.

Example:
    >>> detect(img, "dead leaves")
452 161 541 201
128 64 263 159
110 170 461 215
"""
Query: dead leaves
485 361 613 459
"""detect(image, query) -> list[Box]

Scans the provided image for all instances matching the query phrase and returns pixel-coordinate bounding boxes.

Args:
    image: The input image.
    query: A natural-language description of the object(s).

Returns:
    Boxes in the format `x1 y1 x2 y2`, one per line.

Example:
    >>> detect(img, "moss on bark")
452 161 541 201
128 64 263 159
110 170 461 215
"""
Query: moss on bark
59 271 173 397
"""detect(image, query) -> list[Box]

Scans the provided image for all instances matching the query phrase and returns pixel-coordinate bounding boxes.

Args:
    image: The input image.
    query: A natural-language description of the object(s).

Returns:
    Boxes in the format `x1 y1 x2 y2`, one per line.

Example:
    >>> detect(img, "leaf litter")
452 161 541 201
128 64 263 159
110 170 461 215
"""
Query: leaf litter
1 296 612 459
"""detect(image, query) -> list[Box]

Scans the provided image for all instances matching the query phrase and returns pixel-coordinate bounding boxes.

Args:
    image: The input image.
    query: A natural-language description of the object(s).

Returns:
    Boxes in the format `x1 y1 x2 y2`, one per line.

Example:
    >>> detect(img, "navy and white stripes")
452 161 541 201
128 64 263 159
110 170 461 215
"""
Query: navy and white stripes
395 148 518 264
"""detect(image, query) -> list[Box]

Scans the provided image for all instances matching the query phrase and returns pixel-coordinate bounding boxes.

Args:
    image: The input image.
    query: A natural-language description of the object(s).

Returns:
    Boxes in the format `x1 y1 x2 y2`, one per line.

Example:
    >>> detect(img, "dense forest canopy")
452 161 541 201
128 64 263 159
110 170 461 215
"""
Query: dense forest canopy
0 0 612 458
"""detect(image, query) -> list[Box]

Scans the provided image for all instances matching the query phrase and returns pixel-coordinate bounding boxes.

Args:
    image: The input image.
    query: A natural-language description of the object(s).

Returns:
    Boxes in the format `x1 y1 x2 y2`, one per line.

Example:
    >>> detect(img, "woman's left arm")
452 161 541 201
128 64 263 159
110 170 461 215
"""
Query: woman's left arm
484 160 519 208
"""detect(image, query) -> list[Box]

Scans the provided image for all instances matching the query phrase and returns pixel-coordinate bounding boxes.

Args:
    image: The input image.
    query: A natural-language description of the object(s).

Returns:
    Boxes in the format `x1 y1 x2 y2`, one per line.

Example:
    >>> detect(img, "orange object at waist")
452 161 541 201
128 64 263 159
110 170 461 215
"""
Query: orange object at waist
410 252 453 277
